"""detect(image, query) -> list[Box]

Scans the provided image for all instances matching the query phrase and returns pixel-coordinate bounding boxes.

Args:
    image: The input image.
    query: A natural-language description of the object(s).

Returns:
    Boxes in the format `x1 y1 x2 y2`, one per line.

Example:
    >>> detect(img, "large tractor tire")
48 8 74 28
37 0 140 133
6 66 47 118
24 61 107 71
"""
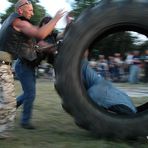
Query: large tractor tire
55 0 148 139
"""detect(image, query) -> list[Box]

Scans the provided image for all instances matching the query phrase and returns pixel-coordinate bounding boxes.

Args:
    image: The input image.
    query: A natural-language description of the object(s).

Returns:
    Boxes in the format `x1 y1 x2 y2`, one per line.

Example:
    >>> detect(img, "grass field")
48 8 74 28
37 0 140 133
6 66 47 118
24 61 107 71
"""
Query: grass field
0 79 148 148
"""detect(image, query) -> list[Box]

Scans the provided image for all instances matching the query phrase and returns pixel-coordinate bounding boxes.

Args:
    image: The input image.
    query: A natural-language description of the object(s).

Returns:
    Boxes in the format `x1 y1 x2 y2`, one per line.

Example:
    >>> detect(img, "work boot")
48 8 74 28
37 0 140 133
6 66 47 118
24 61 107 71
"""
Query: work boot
16 101 22 108
21 123 36 130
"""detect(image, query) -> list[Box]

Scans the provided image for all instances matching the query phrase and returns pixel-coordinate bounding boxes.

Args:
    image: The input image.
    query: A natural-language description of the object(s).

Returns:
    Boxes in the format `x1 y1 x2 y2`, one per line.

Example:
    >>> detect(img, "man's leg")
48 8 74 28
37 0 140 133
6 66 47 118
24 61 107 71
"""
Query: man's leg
0 65 16 138
87 80 137 114
15 60 36 129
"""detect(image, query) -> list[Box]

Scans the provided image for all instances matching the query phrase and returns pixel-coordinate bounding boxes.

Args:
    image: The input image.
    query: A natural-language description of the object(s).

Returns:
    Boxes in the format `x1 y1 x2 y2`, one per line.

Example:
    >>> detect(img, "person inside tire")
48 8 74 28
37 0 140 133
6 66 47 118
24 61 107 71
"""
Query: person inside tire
81 50 137 115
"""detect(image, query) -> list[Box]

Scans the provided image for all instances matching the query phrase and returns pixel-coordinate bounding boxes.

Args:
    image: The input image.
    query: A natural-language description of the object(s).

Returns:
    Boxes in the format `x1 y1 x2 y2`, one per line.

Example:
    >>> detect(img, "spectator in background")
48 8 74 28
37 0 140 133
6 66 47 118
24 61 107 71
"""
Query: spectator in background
97 54 108 79
38 16 58 65
125 51 134 65
65 11 75 24
143 49 148 83
62 11 75 36
128 50 142 84
124 51 134 81
36 16 60 80
108 56 116 81
113 53 124 82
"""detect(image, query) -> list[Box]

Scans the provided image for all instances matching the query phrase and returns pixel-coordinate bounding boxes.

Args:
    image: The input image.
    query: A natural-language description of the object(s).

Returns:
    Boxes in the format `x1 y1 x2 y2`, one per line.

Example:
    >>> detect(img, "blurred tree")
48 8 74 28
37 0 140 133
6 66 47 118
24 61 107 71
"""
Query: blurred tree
73 0 99 18
90 32 138 59
137 41 148 54
0 0 47 25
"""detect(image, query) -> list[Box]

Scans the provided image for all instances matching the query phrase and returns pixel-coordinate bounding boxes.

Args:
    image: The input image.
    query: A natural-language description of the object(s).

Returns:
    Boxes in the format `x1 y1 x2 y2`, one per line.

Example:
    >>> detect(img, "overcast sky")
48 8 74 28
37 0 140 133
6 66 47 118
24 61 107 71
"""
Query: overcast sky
0 0 74 28
38 0 74 28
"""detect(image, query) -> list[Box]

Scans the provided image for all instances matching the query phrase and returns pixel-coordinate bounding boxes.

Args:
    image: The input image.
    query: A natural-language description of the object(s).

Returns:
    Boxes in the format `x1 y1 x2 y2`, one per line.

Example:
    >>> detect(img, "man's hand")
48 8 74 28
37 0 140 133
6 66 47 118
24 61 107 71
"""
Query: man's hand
53 9 66 22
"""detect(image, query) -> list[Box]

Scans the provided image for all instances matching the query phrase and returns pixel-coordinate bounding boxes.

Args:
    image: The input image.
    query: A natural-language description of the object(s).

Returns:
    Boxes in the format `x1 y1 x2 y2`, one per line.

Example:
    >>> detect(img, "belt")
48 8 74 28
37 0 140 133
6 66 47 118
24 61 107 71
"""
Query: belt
0 60 11 65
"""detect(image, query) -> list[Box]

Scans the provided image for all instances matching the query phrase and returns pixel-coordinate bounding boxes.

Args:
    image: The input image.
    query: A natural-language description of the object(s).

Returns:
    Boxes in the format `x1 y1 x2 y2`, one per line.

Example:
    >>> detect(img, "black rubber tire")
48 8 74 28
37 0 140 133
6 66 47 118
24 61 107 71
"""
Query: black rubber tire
55 0 148 139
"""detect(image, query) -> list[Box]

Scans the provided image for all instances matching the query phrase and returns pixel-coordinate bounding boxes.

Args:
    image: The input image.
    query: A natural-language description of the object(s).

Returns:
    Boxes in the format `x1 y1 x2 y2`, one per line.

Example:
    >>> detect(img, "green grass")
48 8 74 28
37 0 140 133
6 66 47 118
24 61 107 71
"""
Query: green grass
0 79 148 148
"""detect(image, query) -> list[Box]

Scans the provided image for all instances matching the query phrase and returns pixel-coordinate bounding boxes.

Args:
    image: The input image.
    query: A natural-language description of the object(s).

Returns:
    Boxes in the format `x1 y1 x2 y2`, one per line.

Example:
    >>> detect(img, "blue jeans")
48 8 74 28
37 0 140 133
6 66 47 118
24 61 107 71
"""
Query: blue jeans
82 59 137 113
128 64 140 84
15 59 36 124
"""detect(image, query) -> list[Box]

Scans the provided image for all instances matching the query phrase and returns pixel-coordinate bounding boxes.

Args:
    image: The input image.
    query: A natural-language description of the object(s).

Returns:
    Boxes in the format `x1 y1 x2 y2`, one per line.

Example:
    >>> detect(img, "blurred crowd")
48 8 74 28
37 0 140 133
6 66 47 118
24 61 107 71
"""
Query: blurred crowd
88 49 148 84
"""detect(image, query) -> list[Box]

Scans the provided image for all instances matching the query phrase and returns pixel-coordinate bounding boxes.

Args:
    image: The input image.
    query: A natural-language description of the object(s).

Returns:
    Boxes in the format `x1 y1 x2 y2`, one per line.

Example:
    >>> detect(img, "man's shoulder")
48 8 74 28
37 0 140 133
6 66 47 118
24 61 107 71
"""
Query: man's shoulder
9 12 20 18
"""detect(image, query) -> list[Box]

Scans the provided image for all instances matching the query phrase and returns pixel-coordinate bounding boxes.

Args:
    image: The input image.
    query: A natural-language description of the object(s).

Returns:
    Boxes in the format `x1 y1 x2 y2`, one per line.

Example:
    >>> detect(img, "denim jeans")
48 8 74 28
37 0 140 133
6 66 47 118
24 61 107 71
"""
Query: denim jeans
128 64 140 84
82 59 137 113
15 59 36 124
